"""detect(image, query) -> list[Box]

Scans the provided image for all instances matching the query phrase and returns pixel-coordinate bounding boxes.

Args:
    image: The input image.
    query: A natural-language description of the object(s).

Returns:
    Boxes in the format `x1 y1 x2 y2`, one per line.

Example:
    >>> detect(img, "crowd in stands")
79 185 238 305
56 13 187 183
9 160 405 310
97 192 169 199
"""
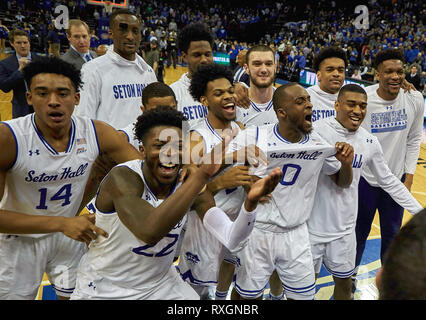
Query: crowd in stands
0 0 424 93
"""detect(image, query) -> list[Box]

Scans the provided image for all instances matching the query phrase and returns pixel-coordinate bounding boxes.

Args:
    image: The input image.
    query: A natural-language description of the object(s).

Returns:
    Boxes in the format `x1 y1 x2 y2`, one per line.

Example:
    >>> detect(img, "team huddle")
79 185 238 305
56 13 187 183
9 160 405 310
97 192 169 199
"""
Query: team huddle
0 11 424 301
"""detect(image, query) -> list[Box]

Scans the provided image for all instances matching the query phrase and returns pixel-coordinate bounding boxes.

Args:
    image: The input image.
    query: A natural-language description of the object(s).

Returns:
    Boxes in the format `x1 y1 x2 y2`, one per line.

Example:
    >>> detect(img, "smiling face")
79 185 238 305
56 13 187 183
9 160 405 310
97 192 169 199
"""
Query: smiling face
317 57 346 94
335 91 367 131
109 14 142 60
376 59 405 100
200 77 236 123
245 50 276 89
142 125 183 187
26 73 79 134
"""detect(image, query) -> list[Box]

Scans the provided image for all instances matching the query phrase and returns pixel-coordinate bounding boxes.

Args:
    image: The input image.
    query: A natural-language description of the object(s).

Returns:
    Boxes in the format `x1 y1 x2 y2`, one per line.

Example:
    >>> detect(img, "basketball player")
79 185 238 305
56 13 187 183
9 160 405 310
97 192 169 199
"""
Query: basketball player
118 81 178 148
307 46 347 122
176 64 251 299
0 57 142 300
74 9 157 129
71 107 282 299
229 83 354 300
308 84 423 300
170 22 250 130
354 49 424 286
235 45 278 127
170 23 214 128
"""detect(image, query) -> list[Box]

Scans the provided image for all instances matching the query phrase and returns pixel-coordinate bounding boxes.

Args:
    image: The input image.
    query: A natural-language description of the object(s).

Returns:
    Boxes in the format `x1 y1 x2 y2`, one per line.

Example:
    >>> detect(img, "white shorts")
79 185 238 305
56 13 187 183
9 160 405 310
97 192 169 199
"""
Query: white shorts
71 256 199 300
177 210 224 287
310 231 356 278
0 233 87 299
233 223 316 300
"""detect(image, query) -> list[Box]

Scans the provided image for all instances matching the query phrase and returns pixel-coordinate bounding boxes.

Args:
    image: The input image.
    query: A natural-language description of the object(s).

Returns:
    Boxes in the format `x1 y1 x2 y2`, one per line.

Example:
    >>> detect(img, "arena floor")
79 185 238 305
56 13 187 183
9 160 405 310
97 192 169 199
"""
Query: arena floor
1 56 425 300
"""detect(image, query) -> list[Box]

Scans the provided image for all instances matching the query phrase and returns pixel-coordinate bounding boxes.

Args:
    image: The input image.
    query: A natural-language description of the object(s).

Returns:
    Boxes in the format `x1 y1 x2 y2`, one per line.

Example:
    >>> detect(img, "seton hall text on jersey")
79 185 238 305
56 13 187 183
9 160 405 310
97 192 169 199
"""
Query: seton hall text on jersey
113 83 147 99
312 109 335 122
24 163 89 182
182 104 208 120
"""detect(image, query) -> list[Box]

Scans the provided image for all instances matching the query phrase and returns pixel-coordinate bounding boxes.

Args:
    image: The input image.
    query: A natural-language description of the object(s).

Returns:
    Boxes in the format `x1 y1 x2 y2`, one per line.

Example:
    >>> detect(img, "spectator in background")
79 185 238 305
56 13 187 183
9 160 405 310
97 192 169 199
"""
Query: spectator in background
0 29 41 118
47 23 60 58
62 19 97 71
0 20 10 54
351 69 362 80
405 64 421 91
145 37 160 79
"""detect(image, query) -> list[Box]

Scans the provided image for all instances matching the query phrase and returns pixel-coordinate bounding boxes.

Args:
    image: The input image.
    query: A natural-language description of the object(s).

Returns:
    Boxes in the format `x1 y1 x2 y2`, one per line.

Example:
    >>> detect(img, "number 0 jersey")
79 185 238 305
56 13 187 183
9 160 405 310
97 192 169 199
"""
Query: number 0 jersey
0 114 100 238
229 123 340 229
81 160 186 292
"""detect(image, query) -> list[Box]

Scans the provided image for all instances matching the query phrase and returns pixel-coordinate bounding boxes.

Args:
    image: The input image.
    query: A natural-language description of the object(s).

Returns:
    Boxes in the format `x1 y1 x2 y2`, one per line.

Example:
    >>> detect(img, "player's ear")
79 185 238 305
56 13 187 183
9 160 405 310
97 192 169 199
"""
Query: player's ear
140 105 145 113
316 70 322 83
26 90 33 106
74 92 80 106
200 96 208 107
138 144 145 157
276 107 286 119
334 100 340 112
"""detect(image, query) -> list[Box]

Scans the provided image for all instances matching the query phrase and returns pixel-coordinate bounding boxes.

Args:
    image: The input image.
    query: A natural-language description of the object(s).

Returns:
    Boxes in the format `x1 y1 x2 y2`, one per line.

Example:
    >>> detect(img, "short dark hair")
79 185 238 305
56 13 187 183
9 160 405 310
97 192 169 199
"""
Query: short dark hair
133 106 187 144
9 29 30 43
337 84 367 100
177 22 213 53
109 9 140 28
189 63 234 102
373 48 405 69
246 44 274 64
22 57 82 92
142 82 176 107
379 209 426 300
312 46 348 72
272 82 299 111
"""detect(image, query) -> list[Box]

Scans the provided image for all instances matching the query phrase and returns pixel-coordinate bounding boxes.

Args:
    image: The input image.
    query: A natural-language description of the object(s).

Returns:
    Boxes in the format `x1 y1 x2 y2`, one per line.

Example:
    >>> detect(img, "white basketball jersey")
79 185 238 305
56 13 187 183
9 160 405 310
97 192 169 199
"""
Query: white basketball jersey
0 114 100 238
170 73 208 129
229 124 340 229
306 84 338 122
81 159 186 291
236 97 278 127
309 117 423 242
177 119 244 285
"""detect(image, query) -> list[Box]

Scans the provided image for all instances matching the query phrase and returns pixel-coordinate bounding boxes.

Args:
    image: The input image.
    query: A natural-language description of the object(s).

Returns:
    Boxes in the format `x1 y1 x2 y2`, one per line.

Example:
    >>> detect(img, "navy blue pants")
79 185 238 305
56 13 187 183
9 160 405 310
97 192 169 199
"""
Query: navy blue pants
355 176 405 267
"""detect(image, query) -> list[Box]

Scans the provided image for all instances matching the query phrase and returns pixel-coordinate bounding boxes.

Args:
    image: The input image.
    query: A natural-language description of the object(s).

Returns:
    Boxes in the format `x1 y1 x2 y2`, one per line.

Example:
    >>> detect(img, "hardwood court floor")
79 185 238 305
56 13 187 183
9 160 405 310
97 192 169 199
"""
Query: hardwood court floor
1 54 425 300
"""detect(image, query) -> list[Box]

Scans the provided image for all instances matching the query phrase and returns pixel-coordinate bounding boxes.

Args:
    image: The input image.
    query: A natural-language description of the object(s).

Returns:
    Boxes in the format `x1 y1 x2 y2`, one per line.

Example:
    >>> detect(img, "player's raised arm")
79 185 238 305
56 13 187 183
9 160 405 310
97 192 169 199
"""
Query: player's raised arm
193 167 282 251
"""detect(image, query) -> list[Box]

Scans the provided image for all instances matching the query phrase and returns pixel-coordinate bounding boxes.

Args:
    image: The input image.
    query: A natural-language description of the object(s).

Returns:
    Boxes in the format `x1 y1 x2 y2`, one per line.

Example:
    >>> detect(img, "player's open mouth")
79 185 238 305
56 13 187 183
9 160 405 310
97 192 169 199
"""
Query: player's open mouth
305 114 312 124
223 102 235 114
48 111 65 122
159 163 179 176
349 116 361 125
388 82 401 89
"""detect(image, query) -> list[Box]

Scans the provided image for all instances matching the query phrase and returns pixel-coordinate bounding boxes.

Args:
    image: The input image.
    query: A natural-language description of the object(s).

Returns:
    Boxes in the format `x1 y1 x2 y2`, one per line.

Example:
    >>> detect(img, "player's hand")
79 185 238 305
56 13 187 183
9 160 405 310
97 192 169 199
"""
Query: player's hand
334 142 354 166
198 128 239 178
245 167 282 211
60 214 108 245
401 79 416 93
234 82 250 109
218 165 252 189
